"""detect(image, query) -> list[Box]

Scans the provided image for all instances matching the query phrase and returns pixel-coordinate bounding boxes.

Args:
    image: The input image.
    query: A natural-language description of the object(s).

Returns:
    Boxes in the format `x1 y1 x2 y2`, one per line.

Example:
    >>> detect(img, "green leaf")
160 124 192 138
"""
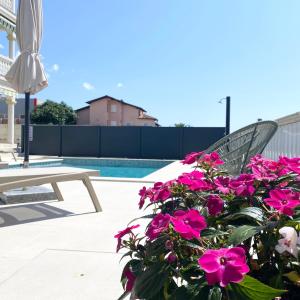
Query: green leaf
117 291 129 300
208 286 222 300
180 264 203 283
228 275 287 300
121 259 143 283
171 286 191 300
225 207 265 223
145 235 168 257
193 286 210 299
228 225 261 245
201 228 229 238
119 250 132 262
133 262 169 299
127 214 156 225
172 285 212 300
277 173 298 183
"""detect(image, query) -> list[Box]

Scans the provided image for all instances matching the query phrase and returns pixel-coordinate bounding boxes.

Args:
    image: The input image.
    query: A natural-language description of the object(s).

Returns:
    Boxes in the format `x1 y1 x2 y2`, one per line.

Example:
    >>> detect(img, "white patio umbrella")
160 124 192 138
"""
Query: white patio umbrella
5 0 48 167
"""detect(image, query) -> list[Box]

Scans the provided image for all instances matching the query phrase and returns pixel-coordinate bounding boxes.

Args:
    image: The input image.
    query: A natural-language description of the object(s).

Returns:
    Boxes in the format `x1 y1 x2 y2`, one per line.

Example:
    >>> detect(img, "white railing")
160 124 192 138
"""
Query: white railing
0 0 14 13
0 54 13 77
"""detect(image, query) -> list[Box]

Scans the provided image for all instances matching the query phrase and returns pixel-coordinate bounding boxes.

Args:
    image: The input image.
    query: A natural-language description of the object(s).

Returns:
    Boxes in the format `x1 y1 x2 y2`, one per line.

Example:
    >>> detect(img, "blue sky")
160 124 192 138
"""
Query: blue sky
11 0 300 129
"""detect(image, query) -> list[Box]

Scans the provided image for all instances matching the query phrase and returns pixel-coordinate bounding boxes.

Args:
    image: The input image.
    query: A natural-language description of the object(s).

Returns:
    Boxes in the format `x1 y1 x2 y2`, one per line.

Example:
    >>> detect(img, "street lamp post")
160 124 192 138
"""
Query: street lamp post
218 96 231 136
225 96 230 136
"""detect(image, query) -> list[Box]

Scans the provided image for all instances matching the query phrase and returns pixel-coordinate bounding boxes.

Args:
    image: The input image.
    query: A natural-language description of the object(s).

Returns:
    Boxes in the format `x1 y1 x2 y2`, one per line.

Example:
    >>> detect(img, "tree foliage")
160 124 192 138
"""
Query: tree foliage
174 123 190 127
31 100 76 125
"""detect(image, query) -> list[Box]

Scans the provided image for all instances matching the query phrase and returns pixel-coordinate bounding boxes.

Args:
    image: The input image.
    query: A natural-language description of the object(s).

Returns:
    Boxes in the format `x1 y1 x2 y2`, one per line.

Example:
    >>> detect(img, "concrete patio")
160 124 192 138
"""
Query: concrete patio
0 158 192 299
0 179 152 300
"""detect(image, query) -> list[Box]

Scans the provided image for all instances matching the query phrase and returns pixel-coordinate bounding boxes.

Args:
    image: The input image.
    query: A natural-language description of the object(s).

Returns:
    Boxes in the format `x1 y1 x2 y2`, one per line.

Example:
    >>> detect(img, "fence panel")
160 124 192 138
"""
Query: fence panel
100 127 140 158
61 126 99 156
26 126 225 159
140 127 182 159
29 125 61 156
182 127 226 157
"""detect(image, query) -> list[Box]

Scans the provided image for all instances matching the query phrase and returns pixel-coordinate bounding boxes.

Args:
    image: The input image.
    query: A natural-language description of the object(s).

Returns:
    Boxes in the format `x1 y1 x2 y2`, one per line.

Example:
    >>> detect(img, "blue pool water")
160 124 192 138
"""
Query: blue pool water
9 159 172 178
56 163 159 178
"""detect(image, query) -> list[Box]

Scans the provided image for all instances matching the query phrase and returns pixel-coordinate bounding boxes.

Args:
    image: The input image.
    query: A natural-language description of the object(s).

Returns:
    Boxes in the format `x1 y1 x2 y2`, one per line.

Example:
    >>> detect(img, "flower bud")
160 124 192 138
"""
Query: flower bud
167 252 177 264
165 240 174 250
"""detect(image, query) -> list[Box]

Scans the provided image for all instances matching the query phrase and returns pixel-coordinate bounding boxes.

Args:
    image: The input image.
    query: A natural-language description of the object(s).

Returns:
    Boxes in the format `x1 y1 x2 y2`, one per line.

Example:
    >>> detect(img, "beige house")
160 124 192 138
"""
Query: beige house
76 95 158 126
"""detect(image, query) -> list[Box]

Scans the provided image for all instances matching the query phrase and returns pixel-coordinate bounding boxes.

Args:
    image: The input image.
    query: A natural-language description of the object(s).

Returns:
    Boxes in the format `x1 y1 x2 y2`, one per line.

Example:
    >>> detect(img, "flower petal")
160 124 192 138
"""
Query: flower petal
198 251 221 273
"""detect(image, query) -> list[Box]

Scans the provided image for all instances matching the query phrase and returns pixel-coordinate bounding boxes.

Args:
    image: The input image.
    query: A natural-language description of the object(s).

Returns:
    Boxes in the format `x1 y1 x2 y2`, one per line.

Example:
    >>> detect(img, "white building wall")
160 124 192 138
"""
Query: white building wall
0 123 21 144
263 121 300 160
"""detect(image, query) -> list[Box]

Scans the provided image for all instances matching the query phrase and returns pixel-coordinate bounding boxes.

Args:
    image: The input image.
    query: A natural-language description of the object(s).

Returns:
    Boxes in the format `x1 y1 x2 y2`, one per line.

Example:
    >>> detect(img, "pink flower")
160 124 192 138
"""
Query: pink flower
247 155 279 181
264 189 300 216
199 152 224 168
138 182 172 209
181 151 203 165
279 156 300 175
152 185 171 202
229 174 255 197
114 224 140 252
138 186 148 209
198 247 250 287
146 213 170 241
171 209 206 240
251 165 279 181
178 171 211 191
146 182 172 203
164 179 177 187
123 268 136 292
214 176 231 194
207 195 224 216
247 155 278 171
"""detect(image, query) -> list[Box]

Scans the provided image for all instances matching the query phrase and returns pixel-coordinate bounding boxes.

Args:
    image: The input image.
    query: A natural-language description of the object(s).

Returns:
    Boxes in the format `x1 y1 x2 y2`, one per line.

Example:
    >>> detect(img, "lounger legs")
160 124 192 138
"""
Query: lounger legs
82 177 102 212
51 182 64 202
12 151 17 162
51 176 102 212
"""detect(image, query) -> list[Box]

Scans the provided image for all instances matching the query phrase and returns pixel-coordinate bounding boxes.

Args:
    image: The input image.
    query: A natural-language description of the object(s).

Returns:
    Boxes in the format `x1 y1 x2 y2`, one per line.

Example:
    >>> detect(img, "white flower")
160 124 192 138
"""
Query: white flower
275 227 299 258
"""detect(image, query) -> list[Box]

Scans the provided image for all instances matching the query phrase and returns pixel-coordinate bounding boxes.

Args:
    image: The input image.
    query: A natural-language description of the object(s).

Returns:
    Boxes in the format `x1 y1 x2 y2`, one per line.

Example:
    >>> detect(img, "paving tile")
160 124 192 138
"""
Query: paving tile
0 249 124 300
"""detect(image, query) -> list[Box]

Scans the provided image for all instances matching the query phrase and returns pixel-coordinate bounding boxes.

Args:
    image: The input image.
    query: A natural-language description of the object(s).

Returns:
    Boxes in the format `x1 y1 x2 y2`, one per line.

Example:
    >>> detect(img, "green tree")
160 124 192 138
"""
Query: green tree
31 100 77 125
174 123 190 127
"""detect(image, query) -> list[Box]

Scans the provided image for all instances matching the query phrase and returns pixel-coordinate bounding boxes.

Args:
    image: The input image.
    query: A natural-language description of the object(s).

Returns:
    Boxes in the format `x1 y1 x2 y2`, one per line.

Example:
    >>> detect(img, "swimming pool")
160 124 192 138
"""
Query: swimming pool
9 158 173 178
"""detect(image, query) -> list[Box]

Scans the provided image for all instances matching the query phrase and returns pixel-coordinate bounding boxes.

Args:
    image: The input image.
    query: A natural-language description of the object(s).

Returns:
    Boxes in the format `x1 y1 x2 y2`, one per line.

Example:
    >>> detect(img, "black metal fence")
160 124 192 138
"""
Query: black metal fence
24 125 225 159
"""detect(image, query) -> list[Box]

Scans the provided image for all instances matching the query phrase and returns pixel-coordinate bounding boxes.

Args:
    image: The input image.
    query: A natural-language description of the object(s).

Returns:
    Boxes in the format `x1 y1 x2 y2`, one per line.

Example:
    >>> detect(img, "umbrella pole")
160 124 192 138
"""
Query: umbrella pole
23 92 30 168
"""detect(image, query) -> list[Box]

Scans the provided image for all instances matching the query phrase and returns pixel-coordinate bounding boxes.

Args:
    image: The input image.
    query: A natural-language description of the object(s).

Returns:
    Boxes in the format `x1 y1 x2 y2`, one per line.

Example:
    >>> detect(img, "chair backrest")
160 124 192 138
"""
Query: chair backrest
204 121 278 175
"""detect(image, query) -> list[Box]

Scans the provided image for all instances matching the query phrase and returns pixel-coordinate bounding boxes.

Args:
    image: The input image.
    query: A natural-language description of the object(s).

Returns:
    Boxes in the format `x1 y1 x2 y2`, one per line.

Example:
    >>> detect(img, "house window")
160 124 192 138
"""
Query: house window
110 120 117 126
111 104 117 113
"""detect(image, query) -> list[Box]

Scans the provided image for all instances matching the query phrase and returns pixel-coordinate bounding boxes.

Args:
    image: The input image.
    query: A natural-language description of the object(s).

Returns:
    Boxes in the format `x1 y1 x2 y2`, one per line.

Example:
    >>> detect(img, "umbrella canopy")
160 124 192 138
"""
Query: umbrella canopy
5 0 47 94
5 0 47 167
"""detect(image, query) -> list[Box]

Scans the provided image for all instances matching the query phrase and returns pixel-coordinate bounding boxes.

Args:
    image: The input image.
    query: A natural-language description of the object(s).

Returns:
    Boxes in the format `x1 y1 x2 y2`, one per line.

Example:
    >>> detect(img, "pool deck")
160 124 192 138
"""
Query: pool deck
0 159 193 299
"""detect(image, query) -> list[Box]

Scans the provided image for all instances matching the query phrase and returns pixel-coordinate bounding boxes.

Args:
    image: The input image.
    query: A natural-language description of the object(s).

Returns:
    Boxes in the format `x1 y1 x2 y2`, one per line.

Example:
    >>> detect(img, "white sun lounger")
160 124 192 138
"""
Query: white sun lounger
0 143 17 162
0 167 102 212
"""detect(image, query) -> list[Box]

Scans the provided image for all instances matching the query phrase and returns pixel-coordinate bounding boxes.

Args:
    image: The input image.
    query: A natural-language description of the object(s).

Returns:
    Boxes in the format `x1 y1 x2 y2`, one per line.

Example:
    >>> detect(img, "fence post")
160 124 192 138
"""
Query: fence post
180 127 184 159
98 126 101 157
59 126 63 156
139 127 142 159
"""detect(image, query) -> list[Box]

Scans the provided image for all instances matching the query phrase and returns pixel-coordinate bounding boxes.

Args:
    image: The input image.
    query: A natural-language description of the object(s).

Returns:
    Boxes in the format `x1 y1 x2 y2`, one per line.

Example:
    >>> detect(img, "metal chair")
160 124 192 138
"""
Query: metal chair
204 121 278 175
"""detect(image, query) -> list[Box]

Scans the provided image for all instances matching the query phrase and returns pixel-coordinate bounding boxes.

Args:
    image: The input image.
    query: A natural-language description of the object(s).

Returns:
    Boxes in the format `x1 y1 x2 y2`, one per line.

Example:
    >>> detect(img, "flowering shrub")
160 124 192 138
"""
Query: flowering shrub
116 152 300 299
